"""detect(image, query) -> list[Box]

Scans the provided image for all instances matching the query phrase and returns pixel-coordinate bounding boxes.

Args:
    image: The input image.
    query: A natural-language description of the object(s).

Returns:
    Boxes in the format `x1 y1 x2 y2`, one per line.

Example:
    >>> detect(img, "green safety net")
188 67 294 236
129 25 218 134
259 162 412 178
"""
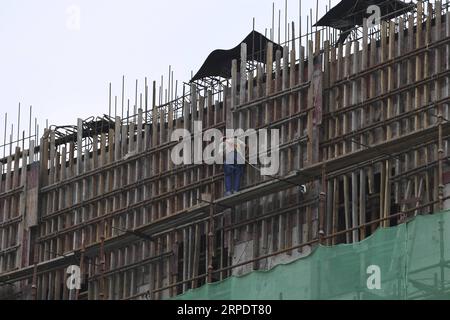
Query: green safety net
175 210 450 300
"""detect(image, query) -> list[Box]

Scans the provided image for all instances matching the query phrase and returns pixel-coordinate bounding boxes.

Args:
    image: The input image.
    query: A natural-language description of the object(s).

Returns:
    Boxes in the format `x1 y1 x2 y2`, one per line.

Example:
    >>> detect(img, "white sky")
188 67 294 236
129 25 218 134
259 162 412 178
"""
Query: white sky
0 0 336 155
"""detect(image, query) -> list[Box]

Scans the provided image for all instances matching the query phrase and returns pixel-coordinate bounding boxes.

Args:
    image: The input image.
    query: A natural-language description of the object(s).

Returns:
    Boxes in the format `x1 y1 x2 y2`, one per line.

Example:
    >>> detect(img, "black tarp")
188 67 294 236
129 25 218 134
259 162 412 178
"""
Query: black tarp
314 0 414 44
190 31 283 82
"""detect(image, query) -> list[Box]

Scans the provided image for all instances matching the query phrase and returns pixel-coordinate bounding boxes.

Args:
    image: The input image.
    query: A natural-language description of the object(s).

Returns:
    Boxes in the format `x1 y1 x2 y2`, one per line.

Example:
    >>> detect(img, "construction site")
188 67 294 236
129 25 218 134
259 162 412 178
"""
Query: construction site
1 0 450 300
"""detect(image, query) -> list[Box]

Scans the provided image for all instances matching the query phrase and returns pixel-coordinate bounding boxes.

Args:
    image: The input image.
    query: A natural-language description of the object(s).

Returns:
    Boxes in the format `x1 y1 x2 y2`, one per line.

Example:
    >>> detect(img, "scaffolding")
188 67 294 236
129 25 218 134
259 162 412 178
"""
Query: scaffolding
0 0 449 300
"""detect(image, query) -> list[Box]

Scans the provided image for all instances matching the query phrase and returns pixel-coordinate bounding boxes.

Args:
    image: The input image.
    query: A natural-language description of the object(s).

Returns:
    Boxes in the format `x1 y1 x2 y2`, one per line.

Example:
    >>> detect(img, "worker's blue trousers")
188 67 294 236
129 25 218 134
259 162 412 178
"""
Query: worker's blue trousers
224 164 244 195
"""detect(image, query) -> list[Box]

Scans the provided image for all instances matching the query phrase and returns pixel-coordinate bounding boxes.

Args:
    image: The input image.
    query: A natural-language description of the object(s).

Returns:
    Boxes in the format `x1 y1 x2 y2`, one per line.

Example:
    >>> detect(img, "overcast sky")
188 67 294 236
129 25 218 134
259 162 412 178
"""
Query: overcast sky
0 0 336 155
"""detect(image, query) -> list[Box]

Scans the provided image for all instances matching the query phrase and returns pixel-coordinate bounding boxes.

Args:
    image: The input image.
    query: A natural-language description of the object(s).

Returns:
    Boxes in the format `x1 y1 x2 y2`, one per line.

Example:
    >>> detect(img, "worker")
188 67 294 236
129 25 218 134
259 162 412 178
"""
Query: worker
219 136 246 197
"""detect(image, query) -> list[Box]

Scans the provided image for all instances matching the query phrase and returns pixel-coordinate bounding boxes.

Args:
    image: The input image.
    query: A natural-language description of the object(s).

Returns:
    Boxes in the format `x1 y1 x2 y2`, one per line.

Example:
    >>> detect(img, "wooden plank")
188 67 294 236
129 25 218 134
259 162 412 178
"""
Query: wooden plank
395 17 404 206
12 147 20 228
16 149 27 268
368 33 376 154
441 9 450 159
298 45 305 168
42 272 48 300
343 41 351 155
167 99 174 217
447 10 450 156
387 21 395 140
129 245 137 298
111 117 121 238
270 45 280 226
326 179 332 245
323 40 331 161
286 45 297 251
335 43 342 158
351 40 359 152
182 228 188 293
387 19 397 217
73 119 83 250
361 20 371 236
307 40 314 164
278 45 289 251
190 85 197 212
39 133 48 262
240 43 247 106
187 226 193 291
403 15 414 217
98 133 106 240
46 140 54 259
89 134 97 244
379 161 385 228
329 43 336 151
65 142 74 252
265 42 274 131
380 21 388 141
332 178 339 245
106 127 114 238
415 2 424 217
248 67 254 104
351 39 359 243
343 174 350 243
231 59 238 116
435 1 442 213
406 14 414 134
49 133 55 186
81 146 89 248
152 84 159 222
58 145 66 253
271 46 281 249
384 159 391 228
423 2 433 128
259 44 272 264
415 1 423 132
137 108 143 152
182 100 189 212
359 168 366 240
